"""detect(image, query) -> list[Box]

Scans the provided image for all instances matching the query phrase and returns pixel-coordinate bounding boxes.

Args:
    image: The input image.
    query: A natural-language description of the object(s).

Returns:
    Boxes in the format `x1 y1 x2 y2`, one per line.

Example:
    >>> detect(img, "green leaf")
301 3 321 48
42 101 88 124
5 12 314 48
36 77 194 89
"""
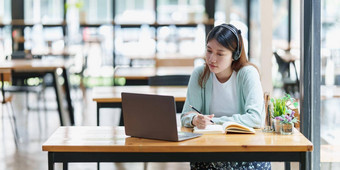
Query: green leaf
75 2 84 9
294 102 298 108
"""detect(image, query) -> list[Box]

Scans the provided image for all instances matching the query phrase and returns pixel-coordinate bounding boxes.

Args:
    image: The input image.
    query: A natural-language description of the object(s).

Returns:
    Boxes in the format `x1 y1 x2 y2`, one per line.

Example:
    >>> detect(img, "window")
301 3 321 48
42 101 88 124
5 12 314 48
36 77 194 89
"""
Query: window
215 0 248 55
114 26 156 66
321 0 340 168
215 0 247 24
272 0 288 49
157 0 205 24
0 0 11 23
157 25 205 58
115 0 154 24
82 0 113 23
25 0 63 23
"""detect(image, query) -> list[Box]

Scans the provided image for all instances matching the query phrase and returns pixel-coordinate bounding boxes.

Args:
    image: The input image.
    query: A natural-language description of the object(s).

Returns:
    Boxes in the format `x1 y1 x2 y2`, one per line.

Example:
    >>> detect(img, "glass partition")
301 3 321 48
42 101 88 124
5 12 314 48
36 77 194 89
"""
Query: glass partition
321 0 340 168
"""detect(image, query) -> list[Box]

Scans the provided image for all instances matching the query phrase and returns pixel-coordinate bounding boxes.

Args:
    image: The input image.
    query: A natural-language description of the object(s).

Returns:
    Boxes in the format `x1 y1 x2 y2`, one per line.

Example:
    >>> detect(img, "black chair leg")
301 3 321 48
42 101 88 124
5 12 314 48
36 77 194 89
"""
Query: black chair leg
1 104 4 134
6 102 19 148
26 91 29 111
285 162 291 170
52 72 63 126
37 91 42 134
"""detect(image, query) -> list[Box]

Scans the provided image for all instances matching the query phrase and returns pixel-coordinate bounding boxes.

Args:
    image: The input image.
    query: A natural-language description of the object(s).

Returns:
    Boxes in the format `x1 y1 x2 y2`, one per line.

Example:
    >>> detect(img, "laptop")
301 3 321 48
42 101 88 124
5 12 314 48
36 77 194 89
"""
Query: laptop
122 92 202 141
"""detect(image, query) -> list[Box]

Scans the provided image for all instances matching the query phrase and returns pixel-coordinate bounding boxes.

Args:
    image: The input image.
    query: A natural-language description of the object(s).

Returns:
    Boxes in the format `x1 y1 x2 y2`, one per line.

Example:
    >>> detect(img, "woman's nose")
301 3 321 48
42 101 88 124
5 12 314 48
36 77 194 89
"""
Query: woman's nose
208 54 216 63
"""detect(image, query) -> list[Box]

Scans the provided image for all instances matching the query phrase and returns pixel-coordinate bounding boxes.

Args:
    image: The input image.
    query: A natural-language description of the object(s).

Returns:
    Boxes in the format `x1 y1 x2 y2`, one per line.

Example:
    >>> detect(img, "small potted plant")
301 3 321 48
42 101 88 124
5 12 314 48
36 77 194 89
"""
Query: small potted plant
271 94 298 133
275 110 299 135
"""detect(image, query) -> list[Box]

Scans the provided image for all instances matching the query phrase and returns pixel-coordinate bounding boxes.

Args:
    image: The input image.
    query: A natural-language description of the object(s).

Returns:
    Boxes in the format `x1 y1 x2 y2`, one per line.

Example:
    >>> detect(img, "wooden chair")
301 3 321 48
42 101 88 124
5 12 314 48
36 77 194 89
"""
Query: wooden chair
273 51 299 96
4 76 46 112
0 69 20 148
7 52 47 113
3 70 45 131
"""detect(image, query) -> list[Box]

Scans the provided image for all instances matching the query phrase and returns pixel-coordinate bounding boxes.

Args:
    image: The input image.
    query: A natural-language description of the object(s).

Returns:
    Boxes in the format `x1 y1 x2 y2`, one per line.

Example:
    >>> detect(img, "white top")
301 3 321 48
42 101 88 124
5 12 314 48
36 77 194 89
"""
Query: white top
210 71 238 117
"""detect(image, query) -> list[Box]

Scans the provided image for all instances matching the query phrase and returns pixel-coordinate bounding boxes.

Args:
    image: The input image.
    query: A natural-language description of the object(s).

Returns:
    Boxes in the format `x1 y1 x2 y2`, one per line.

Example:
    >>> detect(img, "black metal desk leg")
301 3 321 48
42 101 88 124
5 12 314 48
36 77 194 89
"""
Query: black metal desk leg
97 103 100 126
300 152 306 170
62 68 74 125
52 72 63 126
285 162 291 170
63 162 68 170
48 152 55 170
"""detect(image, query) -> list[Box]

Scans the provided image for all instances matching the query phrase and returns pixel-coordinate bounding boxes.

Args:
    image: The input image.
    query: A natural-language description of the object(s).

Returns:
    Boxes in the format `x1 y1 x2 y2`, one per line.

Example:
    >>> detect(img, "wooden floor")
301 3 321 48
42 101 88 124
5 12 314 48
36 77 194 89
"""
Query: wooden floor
0 87 332 170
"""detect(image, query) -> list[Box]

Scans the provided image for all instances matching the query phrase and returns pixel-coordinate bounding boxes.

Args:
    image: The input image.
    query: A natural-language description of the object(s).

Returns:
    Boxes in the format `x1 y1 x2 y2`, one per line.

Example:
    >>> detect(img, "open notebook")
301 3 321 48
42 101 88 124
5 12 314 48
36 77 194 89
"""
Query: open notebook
193 122 255 134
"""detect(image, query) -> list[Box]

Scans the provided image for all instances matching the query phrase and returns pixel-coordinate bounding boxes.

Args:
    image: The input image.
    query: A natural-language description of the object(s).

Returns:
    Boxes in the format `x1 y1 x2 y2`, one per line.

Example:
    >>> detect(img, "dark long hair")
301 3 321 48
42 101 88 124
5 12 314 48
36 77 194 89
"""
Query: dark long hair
199 24 258 87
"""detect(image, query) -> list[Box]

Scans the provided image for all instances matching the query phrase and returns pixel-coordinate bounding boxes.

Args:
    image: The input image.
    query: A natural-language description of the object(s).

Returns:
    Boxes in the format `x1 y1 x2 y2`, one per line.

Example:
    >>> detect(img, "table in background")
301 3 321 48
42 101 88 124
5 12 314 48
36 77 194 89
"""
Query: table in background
114 66 194 85
0 59 74 125
92 86 187 126
42 126 313 170
32 47 77 58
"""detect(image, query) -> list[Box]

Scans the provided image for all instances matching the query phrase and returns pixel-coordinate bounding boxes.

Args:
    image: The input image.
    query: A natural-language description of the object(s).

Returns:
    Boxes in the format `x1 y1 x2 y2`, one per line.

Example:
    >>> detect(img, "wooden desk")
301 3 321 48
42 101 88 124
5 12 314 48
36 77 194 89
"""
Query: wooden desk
0 59 74 125
42 126 313 170
92 86 187 126
114 66 194 85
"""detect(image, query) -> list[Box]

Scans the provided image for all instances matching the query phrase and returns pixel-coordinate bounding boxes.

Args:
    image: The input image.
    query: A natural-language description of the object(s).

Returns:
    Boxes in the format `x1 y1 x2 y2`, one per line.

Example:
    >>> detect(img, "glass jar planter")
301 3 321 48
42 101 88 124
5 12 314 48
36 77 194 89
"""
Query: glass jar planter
280 122 294 135
273 119 282 133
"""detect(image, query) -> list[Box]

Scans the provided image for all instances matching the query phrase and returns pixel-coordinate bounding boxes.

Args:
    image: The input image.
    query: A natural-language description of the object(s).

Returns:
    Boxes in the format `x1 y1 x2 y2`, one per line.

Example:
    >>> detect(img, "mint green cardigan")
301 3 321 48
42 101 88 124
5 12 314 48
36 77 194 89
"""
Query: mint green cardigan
181 65 265 128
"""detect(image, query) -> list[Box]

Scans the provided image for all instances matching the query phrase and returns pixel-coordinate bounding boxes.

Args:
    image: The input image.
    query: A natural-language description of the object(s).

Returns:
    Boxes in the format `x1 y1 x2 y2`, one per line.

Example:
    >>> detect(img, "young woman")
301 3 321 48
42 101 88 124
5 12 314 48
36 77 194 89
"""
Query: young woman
181 24 270 169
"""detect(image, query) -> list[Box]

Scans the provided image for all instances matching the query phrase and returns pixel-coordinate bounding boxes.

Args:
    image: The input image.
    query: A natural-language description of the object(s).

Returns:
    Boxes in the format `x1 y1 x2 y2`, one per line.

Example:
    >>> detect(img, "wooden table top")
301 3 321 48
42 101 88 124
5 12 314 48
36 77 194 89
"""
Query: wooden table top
42 126 313 153
92 86 187 103
0 59 71 71
0 68 11 73
114 66 194 80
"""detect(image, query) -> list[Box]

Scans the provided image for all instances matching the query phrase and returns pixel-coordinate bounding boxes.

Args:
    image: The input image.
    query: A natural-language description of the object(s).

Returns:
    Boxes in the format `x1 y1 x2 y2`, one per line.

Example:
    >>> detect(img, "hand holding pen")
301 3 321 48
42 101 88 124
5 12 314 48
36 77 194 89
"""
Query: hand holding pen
189 105 214 129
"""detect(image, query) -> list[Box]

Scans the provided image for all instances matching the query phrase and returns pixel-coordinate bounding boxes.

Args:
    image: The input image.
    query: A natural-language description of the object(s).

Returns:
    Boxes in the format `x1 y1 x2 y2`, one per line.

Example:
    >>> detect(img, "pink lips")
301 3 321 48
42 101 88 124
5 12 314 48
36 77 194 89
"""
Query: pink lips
209 64 217 68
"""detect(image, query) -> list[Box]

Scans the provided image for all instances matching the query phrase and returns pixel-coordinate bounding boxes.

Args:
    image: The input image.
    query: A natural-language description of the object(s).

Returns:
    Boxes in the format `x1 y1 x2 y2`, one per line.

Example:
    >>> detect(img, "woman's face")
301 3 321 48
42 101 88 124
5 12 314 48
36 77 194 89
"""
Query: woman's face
205 39 233 75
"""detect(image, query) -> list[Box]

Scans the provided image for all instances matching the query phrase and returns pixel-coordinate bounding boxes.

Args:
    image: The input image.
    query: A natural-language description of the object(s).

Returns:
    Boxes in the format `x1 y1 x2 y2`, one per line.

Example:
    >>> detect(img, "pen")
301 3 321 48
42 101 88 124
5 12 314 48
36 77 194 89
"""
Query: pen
189 105 214 123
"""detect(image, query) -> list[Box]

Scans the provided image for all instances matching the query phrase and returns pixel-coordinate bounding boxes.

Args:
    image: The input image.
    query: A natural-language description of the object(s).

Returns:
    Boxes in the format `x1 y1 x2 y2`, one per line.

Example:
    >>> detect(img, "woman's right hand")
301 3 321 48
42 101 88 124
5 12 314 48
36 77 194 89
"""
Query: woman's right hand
192 114 214 129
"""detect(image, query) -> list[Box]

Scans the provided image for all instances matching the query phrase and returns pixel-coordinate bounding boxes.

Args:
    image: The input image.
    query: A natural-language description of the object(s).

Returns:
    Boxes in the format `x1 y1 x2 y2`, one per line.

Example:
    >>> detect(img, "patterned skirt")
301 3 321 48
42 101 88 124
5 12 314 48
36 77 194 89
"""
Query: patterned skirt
190 161 271 170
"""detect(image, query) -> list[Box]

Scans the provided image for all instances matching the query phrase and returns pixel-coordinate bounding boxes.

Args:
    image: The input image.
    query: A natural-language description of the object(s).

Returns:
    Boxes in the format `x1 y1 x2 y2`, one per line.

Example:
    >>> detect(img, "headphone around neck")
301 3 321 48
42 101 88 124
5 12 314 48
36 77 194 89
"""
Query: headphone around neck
219 24 242 61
